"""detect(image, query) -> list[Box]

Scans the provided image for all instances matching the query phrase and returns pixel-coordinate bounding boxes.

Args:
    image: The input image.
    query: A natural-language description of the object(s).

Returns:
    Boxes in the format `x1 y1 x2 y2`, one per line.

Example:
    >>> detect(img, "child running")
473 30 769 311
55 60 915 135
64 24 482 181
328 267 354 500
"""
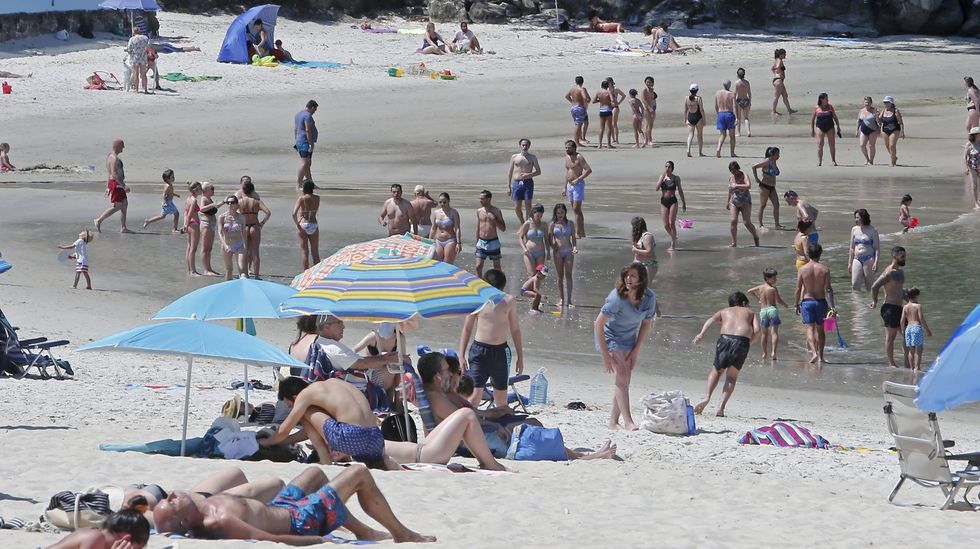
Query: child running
520 264 549 314
899 193 913 233
58 229 94 289
142 168 181 232
692 291 759 417
628 89 645 148
901 287 932 372
747 267 789 361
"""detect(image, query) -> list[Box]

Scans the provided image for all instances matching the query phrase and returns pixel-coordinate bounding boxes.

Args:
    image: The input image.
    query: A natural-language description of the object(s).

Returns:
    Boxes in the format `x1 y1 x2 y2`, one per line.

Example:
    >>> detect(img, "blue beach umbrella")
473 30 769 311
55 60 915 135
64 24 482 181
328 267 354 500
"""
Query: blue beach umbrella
78 320 306 455
151 277 299 414
915 324 980 412
938 304 980 354
0 250 11 275
99 0 161 33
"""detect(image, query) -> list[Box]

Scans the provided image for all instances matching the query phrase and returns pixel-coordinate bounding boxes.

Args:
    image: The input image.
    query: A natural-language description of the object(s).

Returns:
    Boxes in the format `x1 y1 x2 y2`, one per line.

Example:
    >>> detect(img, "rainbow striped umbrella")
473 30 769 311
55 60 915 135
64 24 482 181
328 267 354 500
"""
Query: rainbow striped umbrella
290 233 435 291
279 255 504 321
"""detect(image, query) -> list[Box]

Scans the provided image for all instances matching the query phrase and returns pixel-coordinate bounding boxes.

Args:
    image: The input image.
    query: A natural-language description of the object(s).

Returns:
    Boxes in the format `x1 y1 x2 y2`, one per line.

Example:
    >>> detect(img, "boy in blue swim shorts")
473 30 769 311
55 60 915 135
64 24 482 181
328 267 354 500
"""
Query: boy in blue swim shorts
793 242 837 365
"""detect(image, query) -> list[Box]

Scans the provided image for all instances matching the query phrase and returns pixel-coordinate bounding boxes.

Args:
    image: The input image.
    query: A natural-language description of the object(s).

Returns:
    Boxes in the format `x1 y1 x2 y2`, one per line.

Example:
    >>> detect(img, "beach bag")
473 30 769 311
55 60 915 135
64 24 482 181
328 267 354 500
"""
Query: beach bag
45 486 124 530
640 390 690 435
506 424 567 461
381 412 418 443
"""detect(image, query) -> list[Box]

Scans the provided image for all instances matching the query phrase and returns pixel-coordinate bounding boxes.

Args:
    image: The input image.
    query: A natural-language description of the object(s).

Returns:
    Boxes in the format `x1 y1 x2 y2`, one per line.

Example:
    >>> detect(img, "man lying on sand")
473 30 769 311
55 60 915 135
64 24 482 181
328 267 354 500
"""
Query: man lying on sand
153 466 435 545
260 377 509 471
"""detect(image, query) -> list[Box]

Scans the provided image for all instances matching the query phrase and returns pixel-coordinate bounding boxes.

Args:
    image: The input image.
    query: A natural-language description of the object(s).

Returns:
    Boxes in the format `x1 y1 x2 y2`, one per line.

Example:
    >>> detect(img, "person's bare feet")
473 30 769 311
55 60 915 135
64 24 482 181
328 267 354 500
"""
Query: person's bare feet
120 228 134 234
694 399 709 414
608 145 616 149
94 218 102 233
772 354 778 361
632 144 640 149
772 111 782 116
832 161 838 166
788 108 798 114
586 440 618 459
355 528 392 542
189 271 202 277
774 224 785 230
567 302 575 308
393 529 437 543
808 353 819 364
729 242 737 248
204 270 221 277
608 422 623 430
480 460 509 472
687 151 692 157
622 422 639 431
142 219 150 229
753 234 760 246
716 409 726 417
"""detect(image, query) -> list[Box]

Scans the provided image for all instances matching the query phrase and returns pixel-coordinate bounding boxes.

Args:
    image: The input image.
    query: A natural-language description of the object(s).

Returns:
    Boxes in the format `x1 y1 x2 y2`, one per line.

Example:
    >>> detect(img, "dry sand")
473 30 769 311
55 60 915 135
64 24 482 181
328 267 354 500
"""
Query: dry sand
2 12 980 548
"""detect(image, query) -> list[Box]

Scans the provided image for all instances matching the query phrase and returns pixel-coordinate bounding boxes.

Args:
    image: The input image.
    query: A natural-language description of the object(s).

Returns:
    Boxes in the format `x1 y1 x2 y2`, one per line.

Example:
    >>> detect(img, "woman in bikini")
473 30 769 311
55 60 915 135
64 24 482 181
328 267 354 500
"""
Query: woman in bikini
966 127 980 209
238 180 271 279
431 192 462 264
771 48 796 115
793 220 813 271
848 208 879 291
752 146 782 229
292 180 321 270
654 161 686 251
684 84 705 157
647 22 696 53
549 202 577 308
198 182 220 276
606 77 627 145
182 181 202 276
965 76 979 133
411 185 436 237
726 161 759 248
877 96 905 167
421 22 452 54
218 195 246 280
628 89 645 148
734 67 752 137
630 216 658 281
855 96 881 165
641 76 657 147
518 203 549 278
810 93 842 167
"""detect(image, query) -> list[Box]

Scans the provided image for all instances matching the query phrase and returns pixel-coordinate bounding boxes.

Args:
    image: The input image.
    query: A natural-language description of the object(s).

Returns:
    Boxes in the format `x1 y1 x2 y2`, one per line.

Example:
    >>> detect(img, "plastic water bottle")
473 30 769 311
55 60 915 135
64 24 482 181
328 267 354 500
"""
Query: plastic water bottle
529 368 548 405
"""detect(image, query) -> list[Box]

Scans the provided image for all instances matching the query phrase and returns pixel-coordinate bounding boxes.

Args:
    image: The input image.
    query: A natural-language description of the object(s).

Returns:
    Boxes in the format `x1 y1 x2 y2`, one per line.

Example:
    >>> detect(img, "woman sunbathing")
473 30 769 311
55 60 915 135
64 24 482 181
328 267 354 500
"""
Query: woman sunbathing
587 10 623 32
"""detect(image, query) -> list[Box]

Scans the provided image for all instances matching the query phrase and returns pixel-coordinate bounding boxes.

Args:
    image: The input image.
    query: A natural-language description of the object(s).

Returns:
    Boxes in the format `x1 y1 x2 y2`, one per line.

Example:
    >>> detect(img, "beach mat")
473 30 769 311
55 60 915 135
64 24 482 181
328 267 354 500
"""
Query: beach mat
284 60 347 70
162 72 221 82
596 49 651 57
364 27 397 33
397 28 426 35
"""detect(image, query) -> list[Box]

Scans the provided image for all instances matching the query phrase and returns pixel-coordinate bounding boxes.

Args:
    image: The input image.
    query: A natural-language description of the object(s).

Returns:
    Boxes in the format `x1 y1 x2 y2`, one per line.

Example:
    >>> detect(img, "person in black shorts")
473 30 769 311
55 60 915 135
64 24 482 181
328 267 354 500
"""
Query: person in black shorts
870 246 907 367
692 291 760 417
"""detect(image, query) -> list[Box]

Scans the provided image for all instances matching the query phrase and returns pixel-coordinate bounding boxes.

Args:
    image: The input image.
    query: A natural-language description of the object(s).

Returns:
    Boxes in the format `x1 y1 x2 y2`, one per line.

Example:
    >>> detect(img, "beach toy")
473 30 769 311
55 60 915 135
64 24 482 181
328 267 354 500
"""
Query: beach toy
823 315 837 333
387 67 397 76
429 71 437 79
909 217 919 228
2 82 11 94
679 218 694 229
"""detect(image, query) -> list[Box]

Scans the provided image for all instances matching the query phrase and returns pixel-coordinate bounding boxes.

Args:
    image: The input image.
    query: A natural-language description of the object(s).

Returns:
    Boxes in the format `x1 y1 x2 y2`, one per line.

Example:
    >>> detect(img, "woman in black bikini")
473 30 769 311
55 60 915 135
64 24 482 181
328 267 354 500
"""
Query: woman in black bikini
238 180 271 279
198 182 221 277
752 146 782 229
810 92 841 167
654 161 686 251
965 76 979 133
877 96 905 167
684 83 705 157
771 48 796 115
606 77 627 145
726 161 759 248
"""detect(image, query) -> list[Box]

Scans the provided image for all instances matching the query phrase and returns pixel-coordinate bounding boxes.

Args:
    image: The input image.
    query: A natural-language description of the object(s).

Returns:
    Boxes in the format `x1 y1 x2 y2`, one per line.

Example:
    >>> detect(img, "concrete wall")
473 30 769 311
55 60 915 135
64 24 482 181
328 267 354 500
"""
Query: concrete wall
0 0 106 16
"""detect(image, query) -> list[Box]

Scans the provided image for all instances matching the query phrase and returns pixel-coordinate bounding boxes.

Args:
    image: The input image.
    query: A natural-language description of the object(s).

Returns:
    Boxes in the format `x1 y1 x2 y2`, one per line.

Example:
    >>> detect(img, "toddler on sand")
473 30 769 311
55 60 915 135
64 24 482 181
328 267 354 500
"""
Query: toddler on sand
58 229 94 289
520 265 549 313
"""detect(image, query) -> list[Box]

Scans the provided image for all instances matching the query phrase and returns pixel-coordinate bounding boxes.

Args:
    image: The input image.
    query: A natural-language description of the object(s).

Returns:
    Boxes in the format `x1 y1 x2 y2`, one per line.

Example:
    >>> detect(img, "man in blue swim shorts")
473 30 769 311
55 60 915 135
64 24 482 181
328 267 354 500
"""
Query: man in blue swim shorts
794 242 837 365
507 138 542 224
474 189 506 278
565 75 591 145
152 465 435 543
714 80 737 157
294 99 318 189
564 140 592 238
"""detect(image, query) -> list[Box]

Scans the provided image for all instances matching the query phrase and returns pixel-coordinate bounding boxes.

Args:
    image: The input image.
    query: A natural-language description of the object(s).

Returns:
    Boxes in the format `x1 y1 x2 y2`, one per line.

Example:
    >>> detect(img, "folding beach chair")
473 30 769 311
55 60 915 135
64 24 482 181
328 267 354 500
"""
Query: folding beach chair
883 381 980 509
481 374 531 414
0 307 72 379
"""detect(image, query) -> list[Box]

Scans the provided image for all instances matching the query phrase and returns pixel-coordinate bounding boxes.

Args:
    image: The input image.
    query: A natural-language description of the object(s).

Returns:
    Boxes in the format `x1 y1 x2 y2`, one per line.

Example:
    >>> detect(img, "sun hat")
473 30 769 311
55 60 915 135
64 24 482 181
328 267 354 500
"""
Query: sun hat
883 95 895 104
689 83 699 91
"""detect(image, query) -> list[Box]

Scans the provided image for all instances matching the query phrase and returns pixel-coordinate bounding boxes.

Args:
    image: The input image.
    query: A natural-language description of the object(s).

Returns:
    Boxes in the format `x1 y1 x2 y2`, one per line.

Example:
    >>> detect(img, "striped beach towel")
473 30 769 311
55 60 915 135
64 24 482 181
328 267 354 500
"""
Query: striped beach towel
738 422 830 448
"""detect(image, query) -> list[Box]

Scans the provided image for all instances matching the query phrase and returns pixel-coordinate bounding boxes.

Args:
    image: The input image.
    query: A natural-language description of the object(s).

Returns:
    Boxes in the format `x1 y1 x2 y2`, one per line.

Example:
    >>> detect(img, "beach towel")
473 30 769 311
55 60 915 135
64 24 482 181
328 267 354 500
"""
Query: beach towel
283 60 347 70
364 27 397 33
738 422 830 448
397 28 426 35
161 72 222 82
596 48 650 57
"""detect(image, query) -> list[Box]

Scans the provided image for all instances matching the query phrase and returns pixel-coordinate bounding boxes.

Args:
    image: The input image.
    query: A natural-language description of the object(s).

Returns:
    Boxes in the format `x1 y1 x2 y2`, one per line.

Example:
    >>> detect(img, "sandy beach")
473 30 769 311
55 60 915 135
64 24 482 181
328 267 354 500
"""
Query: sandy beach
3 12 980 547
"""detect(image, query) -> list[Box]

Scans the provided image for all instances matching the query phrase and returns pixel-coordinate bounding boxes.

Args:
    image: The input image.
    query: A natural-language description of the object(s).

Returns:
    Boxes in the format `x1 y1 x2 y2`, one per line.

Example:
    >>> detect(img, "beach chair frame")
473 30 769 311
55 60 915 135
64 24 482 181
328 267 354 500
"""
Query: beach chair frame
883 381 980 509
481 374 531 414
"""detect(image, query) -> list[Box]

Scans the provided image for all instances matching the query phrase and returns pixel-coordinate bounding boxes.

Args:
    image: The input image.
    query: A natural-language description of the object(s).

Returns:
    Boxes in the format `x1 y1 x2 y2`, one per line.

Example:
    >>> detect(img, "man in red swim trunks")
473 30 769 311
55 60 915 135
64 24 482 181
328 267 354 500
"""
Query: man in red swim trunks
95 138 132 233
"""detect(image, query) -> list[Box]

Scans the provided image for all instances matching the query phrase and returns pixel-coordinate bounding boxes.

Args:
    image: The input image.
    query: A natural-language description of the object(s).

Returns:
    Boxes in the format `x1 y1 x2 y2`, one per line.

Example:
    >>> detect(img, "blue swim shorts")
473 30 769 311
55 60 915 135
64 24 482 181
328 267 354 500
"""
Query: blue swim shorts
475 237 502 260
800 298 829 325
322 418 385 462
162 199 178 216
295 141 313 158
270 484 348 536
716 111 736 132
570 105 588 126
511 179 534 201
566 179 585 202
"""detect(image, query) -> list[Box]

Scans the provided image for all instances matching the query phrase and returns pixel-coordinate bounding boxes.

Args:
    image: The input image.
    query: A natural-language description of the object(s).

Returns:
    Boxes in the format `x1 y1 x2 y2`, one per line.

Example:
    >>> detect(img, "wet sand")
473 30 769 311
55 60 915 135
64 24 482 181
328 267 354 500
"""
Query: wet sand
2 13 980 547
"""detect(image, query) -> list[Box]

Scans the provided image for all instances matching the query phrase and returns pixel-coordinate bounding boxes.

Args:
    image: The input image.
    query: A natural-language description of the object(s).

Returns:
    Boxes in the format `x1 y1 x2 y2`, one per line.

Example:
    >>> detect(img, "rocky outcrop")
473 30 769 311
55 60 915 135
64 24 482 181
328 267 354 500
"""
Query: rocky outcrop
0 10 125 42
428 0 467 21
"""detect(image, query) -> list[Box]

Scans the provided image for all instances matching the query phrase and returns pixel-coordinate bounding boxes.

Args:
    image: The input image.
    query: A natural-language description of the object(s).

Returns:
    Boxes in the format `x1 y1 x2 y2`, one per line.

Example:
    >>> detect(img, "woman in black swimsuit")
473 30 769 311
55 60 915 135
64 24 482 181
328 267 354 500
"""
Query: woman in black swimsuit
752 146 783 229
238 180 271 279
727 161 759 248
877 96 905 167
810 93 841 167
770 49 796 115
965 76 979 133
654 161 686 251
684 83 705 157
198 182 221 277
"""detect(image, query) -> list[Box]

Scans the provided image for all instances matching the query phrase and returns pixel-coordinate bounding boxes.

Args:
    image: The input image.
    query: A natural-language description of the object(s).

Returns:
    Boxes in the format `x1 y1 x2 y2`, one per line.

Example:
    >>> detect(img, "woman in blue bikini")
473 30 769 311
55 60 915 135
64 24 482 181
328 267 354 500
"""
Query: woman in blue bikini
431 192 462 264
518 203 549 278
752 146 782 229
847 208 879 291
549 203 577 308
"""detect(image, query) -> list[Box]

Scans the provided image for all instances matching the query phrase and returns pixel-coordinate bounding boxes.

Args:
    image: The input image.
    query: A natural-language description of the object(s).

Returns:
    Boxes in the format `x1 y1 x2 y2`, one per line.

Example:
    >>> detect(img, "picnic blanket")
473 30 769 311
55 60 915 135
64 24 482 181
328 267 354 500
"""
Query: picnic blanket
738 422 830 448
283 60 347 70
162 72 222 82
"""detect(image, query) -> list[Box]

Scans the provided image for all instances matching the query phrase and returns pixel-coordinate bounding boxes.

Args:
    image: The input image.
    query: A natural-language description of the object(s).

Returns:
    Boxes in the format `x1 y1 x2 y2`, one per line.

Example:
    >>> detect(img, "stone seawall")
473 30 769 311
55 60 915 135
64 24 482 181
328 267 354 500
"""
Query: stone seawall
0 10 126 43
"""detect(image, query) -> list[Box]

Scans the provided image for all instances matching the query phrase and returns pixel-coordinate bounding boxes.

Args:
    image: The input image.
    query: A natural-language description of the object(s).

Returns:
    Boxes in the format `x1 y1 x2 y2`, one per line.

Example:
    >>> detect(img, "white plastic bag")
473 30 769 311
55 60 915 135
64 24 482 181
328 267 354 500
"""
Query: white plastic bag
640 390 689 435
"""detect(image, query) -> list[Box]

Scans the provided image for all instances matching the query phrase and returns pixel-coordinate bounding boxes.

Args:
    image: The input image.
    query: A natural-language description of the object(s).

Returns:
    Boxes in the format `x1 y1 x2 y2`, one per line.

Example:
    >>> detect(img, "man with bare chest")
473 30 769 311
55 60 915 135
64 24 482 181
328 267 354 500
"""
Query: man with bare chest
564 140 592 238
474 189 506 278
870 246 908 367
378 183 417 236
507 138 542 224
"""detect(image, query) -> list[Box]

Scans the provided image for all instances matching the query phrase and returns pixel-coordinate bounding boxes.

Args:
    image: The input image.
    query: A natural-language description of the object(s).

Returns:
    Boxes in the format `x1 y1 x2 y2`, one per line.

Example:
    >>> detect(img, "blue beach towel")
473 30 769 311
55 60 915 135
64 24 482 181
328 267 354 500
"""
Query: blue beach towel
284 60 347 70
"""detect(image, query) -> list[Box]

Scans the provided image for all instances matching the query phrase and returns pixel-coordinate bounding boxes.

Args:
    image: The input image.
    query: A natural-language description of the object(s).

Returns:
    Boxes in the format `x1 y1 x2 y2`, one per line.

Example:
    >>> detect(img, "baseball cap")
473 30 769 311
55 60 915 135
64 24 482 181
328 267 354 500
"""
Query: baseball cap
970 126 980 136
536 265 549 276
883 95 895 104
689 83 699 91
